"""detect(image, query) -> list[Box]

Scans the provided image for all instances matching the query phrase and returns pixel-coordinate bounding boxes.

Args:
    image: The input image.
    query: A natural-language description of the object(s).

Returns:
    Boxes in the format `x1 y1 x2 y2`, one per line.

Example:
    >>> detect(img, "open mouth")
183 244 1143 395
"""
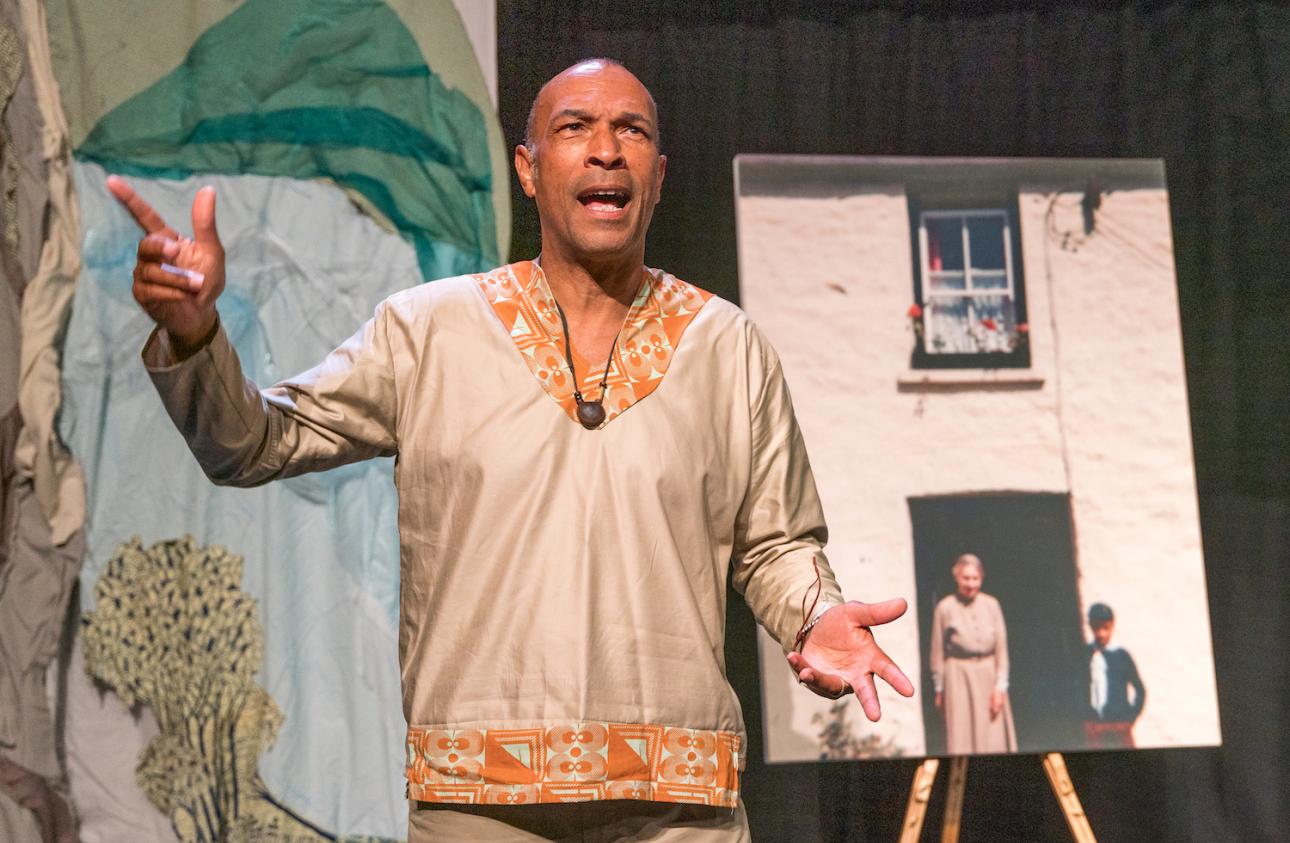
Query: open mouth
578 188 631 213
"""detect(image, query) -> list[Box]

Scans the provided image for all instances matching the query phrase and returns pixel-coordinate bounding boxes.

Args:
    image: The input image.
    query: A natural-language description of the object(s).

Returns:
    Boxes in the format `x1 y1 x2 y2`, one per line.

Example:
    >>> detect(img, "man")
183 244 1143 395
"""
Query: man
1083 603 1145 750
109 59 913 841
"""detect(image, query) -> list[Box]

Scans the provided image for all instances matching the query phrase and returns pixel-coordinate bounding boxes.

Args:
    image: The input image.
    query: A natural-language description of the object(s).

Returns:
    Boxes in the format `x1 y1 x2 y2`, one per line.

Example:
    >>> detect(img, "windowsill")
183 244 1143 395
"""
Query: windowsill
897 368 1045 391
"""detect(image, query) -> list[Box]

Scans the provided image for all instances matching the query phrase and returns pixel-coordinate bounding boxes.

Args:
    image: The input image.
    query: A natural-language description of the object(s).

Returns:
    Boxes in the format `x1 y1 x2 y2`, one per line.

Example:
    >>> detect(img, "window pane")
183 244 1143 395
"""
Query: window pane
924 294 1020 355
924 217 963 271
929 271 965 291
972 271 1008 290
968 294 1018 352
925 297 972 353
967 216 1006 270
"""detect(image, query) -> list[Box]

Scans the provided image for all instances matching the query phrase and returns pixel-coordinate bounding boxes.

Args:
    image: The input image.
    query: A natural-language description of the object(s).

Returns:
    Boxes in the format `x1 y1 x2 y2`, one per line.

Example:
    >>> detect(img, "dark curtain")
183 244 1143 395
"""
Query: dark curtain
498 3 1290 840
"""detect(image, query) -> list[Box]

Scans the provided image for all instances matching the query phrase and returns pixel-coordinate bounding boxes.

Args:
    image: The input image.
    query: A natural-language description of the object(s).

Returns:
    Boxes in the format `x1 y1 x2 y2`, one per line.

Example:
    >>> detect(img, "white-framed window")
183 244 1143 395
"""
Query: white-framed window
909 197 1029 369
920 210 1017 353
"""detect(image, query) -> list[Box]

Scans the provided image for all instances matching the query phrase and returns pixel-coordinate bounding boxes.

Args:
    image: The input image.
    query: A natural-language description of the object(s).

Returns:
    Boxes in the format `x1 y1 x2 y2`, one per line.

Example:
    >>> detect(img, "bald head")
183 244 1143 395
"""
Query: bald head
524 59 659 152
513 57 666 272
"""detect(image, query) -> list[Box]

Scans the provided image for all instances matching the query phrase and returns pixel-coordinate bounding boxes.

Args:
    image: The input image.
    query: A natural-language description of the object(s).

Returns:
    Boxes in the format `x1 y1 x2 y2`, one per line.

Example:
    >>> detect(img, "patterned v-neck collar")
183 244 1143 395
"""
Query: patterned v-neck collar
475 261 713 428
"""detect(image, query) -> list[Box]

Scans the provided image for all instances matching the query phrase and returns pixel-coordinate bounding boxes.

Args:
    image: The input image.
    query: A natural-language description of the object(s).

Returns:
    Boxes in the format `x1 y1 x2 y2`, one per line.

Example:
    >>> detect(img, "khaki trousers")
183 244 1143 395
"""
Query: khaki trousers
408 799 751 842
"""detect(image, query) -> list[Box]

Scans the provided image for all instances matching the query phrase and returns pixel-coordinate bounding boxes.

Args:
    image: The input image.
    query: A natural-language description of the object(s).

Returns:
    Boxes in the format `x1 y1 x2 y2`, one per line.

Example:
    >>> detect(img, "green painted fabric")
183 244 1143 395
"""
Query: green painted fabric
76 0 497 281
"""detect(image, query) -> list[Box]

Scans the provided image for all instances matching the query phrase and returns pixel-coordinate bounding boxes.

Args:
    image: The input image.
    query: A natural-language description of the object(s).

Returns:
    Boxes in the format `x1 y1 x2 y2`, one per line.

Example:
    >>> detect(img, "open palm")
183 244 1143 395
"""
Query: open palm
787 599 915 722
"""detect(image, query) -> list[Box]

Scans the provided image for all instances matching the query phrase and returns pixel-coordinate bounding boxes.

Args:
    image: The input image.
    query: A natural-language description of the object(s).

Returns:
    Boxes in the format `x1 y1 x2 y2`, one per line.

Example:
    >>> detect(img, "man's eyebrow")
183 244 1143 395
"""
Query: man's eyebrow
550 108 596 125
549 108 655 128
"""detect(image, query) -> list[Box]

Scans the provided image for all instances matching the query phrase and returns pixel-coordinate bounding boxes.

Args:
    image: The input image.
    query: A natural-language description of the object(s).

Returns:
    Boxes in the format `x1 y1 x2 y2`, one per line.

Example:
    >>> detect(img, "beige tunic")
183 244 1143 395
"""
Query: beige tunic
929 592 1017 754
143 262 843 809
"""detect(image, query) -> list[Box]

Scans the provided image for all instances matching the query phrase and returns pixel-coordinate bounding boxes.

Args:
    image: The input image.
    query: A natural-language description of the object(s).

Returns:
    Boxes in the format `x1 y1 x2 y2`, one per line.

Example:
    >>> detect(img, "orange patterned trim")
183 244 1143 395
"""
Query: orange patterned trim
475 261 713 428
405 722 742 807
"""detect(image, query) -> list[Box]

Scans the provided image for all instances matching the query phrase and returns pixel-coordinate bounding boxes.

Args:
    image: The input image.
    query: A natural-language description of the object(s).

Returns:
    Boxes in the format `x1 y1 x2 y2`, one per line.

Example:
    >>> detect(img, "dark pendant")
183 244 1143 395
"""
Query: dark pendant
577 400 606 429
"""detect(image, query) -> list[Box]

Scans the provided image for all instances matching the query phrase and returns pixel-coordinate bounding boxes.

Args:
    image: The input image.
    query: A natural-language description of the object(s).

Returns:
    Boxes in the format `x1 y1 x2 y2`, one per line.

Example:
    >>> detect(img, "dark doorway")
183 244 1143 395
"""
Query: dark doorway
911 493 1086 755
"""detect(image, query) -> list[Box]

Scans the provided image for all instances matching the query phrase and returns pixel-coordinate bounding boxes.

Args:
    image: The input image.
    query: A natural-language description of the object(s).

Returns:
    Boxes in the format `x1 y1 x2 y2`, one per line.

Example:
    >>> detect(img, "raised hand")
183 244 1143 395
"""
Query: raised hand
786 599 915 722
106 175 225 352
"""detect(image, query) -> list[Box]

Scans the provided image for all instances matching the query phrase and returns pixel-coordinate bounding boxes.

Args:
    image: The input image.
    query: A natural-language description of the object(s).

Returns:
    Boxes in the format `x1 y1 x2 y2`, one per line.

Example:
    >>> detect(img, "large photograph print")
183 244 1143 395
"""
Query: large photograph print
734 156 1220 760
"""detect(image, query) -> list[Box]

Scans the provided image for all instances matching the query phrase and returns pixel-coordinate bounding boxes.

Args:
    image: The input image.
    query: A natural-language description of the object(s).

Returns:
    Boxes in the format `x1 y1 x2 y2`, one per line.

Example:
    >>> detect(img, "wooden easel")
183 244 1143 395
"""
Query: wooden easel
898 753 1096 843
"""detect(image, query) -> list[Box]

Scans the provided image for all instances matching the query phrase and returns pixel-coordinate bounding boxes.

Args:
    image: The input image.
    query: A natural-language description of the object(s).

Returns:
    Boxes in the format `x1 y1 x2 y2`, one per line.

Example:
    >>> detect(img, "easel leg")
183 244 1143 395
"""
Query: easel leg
1041 752 1098 843
940 756 968 843
899 758 940 843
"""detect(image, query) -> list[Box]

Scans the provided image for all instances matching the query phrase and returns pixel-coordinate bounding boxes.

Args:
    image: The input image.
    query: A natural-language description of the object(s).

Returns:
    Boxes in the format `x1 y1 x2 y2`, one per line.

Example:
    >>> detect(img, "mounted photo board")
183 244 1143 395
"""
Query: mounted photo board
734 155 1220 761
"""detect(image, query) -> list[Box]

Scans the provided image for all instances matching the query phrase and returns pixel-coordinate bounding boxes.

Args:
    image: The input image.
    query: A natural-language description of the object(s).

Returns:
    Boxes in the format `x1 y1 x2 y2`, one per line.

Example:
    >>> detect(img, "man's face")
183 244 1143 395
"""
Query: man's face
515 62 666 267
1091 620 1115 648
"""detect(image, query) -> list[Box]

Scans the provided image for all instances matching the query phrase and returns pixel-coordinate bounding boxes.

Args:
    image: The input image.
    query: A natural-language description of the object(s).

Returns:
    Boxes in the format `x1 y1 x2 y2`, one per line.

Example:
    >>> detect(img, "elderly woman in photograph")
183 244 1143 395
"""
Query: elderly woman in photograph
930 553 1018 754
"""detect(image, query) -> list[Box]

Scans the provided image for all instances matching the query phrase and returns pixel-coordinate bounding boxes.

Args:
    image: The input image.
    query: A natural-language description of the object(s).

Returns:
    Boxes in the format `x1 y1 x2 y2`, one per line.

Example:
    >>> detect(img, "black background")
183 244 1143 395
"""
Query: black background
497 3 1289 840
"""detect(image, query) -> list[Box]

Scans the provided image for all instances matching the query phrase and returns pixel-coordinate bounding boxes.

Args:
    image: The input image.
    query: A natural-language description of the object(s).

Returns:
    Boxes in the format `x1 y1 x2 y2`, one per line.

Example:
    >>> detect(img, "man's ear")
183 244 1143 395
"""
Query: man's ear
515 144 537 199
655 154 667 203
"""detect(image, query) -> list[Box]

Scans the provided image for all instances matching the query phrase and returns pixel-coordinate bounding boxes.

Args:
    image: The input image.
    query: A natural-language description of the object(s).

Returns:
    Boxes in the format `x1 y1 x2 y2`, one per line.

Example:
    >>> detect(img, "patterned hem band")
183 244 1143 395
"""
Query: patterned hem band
405 721 741 807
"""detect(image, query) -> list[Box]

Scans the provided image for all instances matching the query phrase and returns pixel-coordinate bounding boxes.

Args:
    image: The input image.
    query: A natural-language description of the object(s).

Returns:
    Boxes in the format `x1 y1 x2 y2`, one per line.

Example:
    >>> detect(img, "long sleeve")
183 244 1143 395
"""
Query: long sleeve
1125 652 1146 720
930 600 945 694
729 331 844 653
143 302 399 487
992 597 1010 693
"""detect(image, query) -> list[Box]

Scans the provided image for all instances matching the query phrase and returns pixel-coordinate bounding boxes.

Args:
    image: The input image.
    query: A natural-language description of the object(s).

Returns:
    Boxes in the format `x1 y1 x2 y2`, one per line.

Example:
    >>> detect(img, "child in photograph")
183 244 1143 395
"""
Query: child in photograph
1083 602 1146 748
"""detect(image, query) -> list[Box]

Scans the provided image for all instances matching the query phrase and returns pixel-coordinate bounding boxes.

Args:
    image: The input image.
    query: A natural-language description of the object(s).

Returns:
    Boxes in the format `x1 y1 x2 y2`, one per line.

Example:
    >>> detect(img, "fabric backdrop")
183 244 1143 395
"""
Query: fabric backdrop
11 1 506 840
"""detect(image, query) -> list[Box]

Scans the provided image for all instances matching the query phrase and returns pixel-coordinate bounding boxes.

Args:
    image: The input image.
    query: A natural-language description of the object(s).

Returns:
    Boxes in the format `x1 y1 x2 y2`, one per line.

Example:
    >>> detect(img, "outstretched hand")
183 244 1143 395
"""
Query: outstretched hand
786 599 915 722
106 175 226 350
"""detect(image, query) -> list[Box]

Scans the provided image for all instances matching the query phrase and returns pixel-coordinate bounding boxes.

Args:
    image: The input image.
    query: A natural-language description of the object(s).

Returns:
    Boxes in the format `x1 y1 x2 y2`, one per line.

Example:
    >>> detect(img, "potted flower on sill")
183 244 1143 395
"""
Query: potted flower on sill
1012 322 1029 351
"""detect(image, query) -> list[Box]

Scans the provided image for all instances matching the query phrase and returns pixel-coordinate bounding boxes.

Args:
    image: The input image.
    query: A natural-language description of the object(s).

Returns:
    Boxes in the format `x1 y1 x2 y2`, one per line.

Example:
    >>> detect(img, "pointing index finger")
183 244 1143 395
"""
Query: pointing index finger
105 175 177 237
